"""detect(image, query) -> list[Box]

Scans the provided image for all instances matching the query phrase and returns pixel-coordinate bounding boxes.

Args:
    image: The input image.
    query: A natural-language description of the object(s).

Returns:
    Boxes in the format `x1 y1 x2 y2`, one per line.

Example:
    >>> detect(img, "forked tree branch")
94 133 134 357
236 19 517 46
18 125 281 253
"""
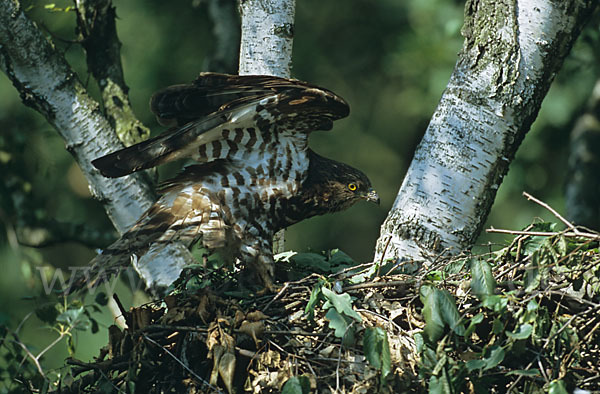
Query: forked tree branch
0 1 196 290
0 0 154 234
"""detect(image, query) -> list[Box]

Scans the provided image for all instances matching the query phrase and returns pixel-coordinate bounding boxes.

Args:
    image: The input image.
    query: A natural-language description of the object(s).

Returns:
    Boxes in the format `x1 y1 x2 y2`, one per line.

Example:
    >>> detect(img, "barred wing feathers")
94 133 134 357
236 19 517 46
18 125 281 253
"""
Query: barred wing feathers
92 73 349 178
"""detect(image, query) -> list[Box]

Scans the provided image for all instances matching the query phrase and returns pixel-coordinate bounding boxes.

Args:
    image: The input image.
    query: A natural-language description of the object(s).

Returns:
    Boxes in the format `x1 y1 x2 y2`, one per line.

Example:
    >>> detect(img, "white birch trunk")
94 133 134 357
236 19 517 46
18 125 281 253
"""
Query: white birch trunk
239 0 295 77
0 1 195 290
238 0 296 252
0 1 153 234
375 0 597 264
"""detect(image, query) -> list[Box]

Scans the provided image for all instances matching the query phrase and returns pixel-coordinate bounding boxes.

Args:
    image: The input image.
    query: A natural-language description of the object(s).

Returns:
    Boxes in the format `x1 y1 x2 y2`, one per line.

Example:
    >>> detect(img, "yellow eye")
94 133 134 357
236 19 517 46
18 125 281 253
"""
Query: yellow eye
348 183 357 191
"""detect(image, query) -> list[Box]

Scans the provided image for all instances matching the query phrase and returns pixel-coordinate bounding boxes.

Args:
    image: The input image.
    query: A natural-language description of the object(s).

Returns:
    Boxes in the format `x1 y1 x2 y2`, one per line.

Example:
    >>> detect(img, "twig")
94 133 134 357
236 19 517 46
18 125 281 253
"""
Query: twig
143 334 222 393
343 279 415 292
36 332 66 361
262 282 290 312
377 235 393 276
486 228 599 239
11 333 45 378
523 192 579 234
142 324 328 337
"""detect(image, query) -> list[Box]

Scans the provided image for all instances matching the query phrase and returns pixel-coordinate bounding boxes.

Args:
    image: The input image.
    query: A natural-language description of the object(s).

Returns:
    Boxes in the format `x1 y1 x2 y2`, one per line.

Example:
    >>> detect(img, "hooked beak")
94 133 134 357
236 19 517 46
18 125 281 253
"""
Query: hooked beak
365 188 380 205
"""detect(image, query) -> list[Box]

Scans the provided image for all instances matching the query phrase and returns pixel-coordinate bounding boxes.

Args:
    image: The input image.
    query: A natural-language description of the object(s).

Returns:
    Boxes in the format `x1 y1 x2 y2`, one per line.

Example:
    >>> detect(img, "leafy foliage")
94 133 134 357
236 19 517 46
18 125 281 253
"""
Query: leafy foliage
415 223 600 393
0 296 102 391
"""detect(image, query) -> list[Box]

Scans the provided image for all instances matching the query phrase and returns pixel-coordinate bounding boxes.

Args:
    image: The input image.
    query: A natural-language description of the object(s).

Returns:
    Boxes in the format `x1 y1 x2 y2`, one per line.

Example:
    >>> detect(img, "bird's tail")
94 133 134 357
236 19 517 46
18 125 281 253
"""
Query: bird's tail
67 180 225 294
66 215 168 293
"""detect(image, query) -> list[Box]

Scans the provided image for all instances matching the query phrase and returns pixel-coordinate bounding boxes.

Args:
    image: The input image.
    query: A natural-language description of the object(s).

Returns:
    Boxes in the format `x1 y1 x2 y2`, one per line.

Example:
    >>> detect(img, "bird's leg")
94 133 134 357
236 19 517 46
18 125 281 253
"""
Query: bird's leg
239 240 278 293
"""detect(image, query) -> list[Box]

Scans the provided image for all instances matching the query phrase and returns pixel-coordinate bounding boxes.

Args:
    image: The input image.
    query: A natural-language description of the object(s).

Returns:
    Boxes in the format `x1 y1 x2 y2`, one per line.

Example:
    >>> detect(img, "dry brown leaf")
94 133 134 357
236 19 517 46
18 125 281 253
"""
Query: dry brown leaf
219 351 236 394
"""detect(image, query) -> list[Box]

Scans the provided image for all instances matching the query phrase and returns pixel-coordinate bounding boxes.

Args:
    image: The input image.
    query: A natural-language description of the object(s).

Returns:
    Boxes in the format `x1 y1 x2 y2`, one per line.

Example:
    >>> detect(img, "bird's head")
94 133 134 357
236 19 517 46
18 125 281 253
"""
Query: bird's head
306 150 380 212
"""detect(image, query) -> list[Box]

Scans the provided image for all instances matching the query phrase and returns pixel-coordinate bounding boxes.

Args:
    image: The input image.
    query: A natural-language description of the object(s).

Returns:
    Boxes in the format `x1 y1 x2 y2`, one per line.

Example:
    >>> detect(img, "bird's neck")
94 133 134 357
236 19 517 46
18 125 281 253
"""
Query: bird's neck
276 151 346 229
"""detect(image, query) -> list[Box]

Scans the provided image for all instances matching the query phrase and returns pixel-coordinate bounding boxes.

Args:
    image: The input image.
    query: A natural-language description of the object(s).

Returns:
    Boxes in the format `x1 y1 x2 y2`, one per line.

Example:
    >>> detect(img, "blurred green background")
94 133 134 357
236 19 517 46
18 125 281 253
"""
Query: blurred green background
0 0 598 384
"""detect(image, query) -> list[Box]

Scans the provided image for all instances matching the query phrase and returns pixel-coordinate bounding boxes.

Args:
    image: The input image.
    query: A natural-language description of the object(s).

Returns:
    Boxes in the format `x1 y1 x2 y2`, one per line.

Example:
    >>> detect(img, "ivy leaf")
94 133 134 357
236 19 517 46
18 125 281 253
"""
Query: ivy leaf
466 359 487 372
521 223 555 256
482 295 507 313
524 253 541 292
274 251 297 262
291 253 330 273
328 249 355 269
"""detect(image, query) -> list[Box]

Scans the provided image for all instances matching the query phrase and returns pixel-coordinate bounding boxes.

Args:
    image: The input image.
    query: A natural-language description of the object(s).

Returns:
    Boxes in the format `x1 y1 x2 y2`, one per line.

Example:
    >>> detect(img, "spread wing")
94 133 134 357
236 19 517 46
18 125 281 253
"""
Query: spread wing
92 73 349 178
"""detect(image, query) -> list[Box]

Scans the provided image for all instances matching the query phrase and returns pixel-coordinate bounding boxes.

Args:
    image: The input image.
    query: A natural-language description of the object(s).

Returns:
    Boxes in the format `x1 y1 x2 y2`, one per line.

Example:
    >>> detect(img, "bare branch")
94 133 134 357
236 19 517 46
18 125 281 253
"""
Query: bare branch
75 0 151 147
522 191 579 233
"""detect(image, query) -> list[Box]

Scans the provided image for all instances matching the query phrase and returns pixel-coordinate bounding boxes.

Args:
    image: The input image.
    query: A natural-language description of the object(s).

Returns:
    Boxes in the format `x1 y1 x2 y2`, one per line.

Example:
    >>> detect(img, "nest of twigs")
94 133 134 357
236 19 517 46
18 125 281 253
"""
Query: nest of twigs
60 196 600 393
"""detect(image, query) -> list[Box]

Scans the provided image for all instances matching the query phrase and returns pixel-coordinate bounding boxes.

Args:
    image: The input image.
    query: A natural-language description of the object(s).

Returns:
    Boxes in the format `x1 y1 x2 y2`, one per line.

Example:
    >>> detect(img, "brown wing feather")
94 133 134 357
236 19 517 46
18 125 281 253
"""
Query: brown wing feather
150 72 348 127
92 111 230 178
93 73 350 178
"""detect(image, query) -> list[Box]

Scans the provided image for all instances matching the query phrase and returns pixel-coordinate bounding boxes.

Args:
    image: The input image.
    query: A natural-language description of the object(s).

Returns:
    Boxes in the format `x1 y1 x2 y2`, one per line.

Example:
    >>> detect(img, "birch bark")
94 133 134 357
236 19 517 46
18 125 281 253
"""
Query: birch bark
0 1 154 234
375 0 598 264
238 0 296 252
0 1 195 290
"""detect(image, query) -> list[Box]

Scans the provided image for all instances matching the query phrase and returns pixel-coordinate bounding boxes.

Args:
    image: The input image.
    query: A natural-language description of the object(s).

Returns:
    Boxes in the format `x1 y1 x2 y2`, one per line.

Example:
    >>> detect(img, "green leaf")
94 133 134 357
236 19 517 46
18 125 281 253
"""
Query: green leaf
363 327 391 381
523 257 540 292
482 295 507 313
492 317 504 335
328 249 355 268
281 376 311 394
35 304 59 324
420 285 465 342
548 379 568 394
521 223 555 256
470 258 496 299
444 258 468 275
466 359 487 371
482 345 505 371
506 323 533 340
304 281 324 321
325 308 355 345
321 287 362 322
95 292 109 306
291 253 330 273
363 327 384 369
56 307 84 326
57 306 91 331
464 313 484 338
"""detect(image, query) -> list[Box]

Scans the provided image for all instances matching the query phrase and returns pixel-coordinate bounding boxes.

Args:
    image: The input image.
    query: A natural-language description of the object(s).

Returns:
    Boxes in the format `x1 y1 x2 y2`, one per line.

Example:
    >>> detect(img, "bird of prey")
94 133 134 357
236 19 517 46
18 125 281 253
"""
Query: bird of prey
85 73 379 291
